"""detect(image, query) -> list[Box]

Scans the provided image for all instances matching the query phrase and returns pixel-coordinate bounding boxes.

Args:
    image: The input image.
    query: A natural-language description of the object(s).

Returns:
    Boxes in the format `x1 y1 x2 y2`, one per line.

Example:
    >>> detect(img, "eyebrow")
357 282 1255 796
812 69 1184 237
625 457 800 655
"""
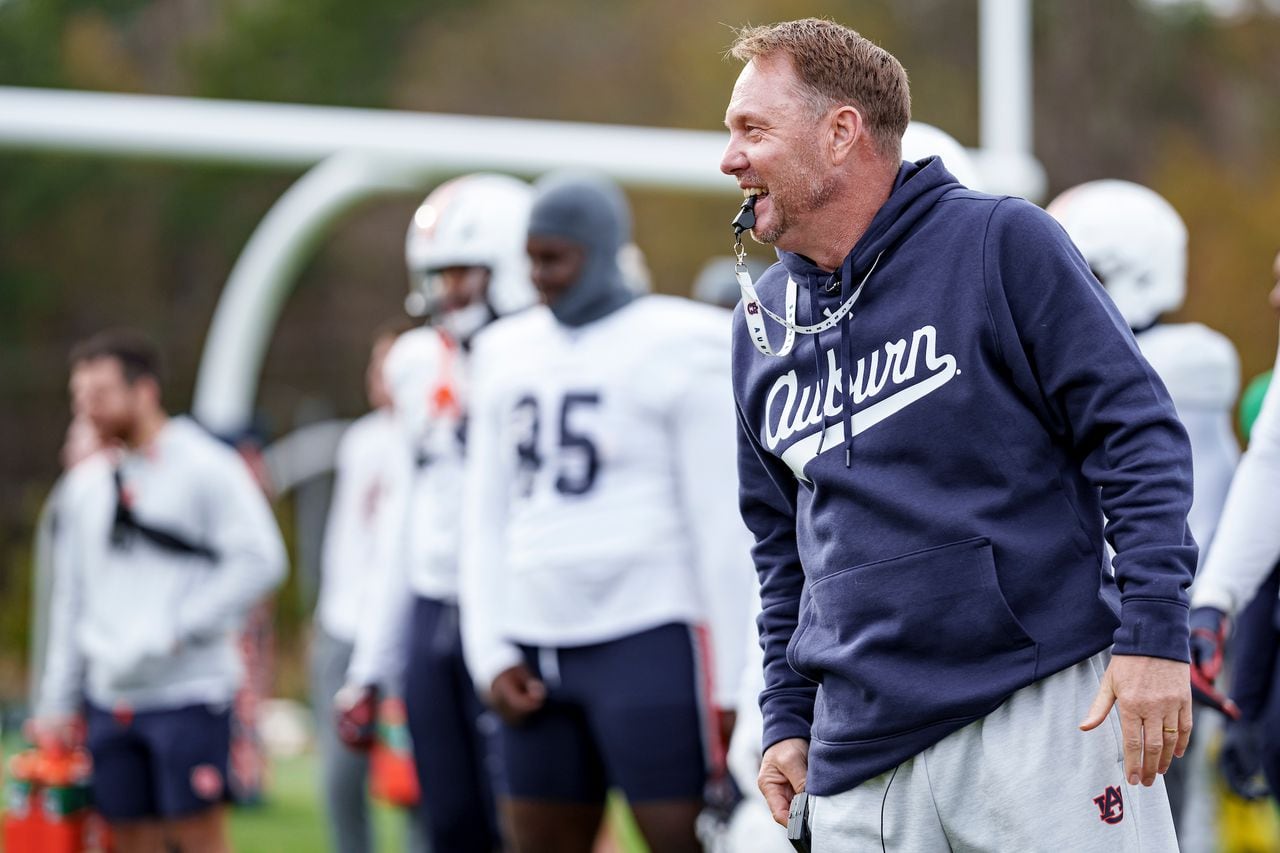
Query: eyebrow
724 110 768 129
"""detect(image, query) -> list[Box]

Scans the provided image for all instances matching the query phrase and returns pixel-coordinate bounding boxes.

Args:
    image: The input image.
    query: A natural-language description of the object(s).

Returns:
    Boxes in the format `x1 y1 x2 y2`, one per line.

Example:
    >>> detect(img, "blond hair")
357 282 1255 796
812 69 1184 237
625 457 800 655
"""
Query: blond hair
730 18 911 158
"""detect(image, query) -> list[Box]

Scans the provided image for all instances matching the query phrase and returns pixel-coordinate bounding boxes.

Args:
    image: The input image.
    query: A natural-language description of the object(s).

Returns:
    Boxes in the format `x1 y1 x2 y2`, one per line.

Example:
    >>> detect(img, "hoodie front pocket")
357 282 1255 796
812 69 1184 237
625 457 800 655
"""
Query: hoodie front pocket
794 536 1038 744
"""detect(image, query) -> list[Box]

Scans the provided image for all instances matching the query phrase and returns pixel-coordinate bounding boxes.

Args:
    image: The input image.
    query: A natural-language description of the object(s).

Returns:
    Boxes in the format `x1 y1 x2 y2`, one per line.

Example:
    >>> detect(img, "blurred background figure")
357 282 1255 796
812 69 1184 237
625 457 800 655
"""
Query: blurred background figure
691 256 765 312
1048 179 1241 852
1187 247 1280 844
460 171 754 853
35 329 287 853
309 321 413 853
27 416 104 706
340 173 537 852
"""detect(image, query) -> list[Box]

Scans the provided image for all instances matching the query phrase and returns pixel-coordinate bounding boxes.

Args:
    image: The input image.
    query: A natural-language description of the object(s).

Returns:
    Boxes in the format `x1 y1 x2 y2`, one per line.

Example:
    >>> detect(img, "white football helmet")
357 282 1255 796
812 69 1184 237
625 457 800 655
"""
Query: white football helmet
902 122 982 189
404 173 535 340
1047 180 1187 330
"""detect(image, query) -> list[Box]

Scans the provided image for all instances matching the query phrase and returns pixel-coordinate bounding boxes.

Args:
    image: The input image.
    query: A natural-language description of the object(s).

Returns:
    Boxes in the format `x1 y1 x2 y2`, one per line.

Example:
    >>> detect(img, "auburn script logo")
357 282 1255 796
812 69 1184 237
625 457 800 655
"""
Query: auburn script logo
1093 785 1124 824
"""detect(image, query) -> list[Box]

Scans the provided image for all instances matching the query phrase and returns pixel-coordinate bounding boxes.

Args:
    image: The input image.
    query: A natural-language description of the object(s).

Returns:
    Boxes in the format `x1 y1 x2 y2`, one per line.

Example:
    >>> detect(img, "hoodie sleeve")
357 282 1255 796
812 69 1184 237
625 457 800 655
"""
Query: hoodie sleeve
37 479 88 718
732 338 816 749
175 447 288 644
1193 339 1280 616
983 197 1197 662
459 335 524 695
666 320 756 710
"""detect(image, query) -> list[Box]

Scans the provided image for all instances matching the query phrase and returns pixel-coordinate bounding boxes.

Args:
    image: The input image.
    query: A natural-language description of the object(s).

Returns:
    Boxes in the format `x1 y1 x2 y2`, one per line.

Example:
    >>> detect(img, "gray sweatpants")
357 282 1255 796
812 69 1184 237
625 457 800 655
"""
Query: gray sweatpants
310 626 374 853
808 652 1179 852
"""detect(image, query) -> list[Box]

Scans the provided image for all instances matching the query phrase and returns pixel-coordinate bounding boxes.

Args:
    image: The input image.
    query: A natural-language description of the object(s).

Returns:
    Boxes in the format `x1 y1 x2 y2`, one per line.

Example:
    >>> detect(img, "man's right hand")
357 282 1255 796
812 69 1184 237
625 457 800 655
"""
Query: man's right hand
334 684 379 751
759 737 809 826
487 664 546 725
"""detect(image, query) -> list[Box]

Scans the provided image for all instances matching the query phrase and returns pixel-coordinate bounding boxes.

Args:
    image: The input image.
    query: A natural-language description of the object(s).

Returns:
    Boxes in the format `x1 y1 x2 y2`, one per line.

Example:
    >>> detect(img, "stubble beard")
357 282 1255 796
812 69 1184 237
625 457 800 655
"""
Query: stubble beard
751 153 838 247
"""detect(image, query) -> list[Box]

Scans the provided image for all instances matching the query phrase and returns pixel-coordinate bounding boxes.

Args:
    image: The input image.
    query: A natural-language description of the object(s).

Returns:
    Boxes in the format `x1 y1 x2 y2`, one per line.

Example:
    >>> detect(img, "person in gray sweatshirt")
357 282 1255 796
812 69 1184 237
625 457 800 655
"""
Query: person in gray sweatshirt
36 328 287 853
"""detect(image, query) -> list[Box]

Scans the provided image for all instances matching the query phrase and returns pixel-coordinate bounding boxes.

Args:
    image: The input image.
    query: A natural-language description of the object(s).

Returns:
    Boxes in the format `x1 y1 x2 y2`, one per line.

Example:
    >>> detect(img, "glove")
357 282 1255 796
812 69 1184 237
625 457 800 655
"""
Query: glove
1188 606 1241 719
1219 719 1270 801
1189 606 1228 680
334 684 379 751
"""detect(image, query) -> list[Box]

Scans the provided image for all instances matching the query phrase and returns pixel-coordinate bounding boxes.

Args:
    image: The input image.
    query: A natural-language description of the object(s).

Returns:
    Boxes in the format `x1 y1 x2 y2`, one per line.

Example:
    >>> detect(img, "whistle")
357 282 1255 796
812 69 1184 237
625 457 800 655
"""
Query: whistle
732 194 758 236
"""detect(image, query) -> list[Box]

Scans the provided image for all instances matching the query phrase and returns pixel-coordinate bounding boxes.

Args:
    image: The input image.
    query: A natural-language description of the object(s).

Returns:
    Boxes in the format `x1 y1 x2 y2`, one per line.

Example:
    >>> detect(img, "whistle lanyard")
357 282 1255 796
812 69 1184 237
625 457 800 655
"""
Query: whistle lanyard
734 231 880 358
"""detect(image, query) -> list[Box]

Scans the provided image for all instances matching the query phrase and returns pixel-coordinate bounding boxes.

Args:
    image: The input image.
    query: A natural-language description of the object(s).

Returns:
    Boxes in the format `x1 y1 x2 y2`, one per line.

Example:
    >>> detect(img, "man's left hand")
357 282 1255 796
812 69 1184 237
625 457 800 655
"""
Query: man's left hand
1078 654 1192 787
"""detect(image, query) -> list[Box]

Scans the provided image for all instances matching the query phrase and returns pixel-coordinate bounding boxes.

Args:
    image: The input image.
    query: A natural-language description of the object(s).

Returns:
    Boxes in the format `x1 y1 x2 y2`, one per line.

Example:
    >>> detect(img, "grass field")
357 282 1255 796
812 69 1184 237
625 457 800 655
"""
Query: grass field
228 751 408 852
2 732 646 852
230 750 647 852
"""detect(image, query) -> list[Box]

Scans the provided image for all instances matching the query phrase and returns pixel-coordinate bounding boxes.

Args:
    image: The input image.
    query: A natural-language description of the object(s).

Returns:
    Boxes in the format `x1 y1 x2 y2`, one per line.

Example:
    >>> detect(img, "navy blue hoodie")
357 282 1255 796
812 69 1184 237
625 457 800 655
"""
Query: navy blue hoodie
732 158 1197 797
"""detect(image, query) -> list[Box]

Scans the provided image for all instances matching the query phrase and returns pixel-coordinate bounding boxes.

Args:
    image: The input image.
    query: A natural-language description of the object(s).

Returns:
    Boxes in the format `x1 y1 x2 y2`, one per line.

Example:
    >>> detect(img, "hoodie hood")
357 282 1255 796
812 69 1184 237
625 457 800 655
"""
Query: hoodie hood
776 156 963 283
764 156 965 467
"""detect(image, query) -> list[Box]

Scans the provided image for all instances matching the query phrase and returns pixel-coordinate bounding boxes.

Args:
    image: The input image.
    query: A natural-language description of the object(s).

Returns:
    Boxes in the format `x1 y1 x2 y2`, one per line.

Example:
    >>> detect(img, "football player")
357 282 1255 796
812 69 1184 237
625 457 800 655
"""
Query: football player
459 171 754 853
310 323 410 853
340 173 536 852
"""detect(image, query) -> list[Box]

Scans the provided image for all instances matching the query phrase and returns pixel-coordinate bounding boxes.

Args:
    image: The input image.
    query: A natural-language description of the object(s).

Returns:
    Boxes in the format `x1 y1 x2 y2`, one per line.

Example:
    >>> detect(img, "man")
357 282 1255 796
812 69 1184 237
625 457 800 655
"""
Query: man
719 122 984 853
340 173 537 852
722 19 1194 849
459 171 753 853
1189 247 1280 801
310 323 407 853
38 329 287 853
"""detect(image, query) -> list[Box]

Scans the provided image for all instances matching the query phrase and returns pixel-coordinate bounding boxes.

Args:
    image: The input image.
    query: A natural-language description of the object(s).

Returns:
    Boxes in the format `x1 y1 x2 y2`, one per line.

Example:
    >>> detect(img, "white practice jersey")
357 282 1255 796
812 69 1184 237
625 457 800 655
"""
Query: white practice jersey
39 417 287 716
315 409 398 642
346 328 466 687
1194 336 1280 616
1136 322 1240 557
460 296 755 708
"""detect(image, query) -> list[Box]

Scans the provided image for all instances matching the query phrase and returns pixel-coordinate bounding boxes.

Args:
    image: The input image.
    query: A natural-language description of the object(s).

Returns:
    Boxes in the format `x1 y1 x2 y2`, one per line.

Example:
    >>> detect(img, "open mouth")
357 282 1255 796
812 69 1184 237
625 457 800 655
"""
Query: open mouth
743 187 769 199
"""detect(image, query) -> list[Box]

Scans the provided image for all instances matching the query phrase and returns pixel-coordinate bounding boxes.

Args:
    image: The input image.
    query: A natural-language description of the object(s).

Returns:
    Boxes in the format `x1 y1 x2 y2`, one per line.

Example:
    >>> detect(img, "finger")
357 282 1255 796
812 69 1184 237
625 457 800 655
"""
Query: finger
1079 680 1116 731
1174 702 1193 759
1141 718 1163 785
1157 716 1179 775
1120 707 1143 786
760 779 794 826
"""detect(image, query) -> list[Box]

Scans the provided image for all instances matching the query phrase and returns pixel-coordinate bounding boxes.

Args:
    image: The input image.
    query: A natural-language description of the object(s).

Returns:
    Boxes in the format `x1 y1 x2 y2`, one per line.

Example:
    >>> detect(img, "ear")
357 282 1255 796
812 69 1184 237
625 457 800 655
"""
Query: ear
829 105 864 165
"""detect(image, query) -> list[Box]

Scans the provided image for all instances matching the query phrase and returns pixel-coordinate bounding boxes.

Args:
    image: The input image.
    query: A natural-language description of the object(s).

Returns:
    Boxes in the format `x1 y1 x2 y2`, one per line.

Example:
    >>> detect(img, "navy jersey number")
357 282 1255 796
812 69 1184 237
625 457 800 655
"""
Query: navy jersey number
511 392 602 497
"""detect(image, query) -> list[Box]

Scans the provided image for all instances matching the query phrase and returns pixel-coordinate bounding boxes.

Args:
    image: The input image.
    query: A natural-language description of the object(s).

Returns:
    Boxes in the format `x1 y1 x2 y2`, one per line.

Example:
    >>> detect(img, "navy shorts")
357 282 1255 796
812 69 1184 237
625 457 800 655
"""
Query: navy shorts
85 702 232 821
497 622 713 804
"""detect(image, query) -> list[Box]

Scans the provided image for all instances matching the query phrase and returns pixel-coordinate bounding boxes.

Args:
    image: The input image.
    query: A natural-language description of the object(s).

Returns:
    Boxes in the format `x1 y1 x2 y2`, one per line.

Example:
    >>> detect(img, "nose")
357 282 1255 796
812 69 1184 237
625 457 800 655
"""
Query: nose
720 135 747 176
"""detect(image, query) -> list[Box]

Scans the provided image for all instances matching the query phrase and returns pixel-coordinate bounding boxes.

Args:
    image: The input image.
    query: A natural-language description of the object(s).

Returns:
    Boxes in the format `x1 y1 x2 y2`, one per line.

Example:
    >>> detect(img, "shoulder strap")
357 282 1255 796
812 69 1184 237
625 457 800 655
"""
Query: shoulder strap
111 467 219 561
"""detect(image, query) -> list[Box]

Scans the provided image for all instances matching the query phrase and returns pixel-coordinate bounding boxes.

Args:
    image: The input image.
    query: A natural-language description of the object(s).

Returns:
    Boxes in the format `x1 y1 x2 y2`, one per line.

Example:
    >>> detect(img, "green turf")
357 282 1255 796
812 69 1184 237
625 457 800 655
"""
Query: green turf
230 751 648 853
229 752 405 853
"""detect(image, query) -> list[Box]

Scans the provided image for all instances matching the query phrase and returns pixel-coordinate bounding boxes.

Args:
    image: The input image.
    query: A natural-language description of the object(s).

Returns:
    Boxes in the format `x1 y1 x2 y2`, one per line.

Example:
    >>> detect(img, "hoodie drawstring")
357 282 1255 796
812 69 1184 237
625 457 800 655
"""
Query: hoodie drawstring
837 252 855 468
807 277 830 459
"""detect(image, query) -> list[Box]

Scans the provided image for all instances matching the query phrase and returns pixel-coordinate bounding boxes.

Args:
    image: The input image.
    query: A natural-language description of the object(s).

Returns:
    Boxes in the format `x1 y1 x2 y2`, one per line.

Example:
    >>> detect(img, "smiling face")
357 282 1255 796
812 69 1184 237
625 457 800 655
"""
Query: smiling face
721 54 839 250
